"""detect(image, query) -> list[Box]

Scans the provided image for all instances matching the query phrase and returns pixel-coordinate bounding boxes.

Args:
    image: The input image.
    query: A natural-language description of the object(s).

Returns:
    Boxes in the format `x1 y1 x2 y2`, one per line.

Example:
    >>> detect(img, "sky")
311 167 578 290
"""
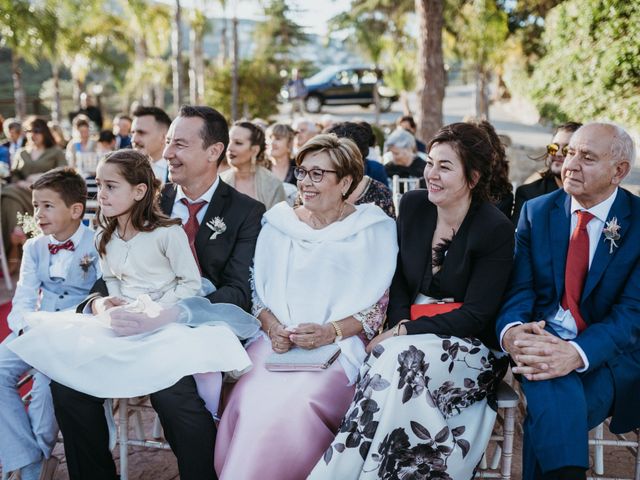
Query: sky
159 0 352 36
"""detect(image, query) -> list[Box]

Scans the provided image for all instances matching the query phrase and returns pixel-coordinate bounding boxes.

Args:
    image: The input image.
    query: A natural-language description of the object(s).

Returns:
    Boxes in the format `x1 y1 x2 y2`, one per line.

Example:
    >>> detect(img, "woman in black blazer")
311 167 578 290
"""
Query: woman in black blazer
312 123 514 480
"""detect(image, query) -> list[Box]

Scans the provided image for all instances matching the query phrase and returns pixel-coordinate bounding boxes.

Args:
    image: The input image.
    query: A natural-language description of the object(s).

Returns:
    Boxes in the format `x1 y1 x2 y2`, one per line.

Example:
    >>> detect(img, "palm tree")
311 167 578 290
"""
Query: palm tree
189 4 211 105
0 0 48 119
172 0 185 112
121 0 171 108
415 0 445 143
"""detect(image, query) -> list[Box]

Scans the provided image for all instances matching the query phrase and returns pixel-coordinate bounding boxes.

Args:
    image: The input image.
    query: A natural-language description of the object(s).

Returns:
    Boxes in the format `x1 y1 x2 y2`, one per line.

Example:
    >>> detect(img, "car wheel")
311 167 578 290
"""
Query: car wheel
379 96 393 112
359 104 371 109
305 95 322 114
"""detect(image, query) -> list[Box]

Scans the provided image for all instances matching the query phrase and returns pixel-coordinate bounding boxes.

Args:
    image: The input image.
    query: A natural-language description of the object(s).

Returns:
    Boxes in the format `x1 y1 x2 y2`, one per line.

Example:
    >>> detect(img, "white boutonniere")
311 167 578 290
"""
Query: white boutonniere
79 254 96 277
602 217 621 254
16 212 41 238
206 217 227 240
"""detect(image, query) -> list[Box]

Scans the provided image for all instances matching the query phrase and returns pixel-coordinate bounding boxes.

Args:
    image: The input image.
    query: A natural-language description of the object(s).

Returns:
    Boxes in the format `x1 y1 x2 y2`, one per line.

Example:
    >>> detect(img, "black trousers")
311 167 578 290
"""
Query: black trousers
51 376 217 480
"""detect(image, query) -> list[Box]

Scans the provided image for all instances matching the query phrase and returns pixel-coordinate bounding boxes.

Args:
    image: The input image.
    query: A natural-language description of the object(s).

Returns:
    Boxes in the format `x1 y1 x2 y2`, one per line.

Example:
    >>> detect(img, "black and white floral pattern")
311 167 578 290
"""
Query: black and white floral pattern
308 334 507 480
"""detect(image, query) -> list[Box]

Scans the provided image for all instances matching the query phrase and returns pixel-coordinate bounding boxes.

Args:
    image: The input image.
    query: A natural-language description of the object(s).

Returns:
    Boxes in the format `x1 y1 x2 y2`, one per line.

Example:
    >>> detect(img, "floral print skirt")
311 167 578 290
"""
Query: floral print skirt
308 334 508 480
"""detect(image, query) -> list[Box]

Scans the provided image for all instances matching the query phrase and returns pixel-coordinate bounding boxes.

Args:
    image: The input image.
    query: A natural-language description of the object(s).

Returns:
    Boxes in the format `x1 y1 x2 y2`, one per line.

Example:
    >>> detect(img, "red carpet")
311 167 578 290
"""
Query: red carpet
0 301 33 397
0 301 11 341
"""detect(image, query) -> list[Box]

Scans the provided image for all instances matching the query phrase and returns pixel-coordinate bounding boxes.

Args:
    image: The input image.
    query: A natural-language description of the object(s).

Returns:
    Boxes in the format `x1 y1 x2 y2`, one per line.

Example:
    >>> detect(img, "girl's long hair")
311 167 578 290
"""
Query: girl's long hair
95 150 180 256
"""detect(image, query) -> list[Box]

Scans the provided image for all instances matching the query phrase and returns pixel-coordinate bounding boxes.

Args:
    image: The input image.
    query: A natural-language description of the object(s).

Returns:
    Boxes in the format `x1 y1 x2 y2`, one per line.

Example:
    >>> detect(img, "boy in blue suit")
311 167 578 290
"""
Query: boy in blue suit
0 168 99 480
497 123 639 480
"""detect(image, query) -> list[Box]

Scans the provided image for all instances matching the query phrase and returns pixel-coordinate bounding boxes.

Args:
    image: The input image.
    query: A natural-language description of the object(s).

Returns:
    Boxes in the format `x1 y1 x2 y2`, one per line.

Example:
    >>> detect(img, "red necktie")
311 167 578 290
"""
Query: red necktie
48 239 75 255
180 198 207 266
561 210 594 332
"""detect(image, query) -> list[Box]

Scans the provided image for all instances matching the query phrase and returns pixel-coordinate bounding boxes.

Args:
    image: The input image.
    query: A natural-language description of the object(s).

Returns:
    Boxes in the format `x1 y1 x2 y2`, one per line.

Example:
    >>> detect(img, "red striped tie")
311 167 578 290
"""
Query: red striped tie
560 210 594 332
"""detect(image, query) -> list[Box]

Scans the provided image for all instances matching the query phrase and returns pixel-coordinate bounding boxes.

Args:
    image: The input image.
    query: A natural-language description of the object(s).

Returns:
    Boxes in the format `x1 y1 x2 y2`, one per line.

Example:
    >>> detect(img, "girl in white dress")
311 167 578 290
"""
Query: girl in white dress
9 150 259 418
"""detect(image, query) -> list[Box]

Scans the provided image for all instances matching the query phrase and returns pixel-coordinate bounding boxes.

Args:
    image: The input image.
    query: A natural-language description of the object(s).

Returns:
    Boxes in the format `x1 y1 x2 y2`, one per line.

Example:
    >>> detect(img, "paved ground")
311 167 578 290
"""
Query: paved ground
2 87 639 478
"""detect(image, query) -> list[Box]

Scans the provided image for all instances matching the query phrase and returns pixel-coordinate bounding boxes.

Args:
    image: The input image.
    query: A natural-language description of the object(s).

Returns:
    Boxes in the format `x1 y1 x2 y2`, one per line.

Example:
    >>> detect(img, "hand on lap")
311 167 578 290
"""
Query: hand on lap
288 323 334 350
109 305 180 336
92 295 127 315
505 321 584 380
270 323 293 353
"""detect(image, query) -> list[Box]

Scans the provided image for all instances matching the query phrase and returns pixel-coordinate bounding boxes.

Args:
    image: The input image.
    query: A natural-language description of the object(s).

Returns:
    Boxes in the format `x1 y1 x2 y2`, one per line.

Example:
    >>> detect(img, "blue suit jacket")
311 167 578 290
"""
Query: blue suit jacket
495 188 640 433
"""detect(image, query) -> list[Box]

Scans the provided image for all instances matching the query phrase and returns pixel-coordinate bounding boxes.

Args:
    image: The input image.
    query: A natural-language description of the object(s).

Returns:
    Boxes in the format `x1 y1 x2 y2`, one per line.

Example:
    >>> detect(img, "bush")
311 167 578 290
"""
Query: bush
204 59 283 121
526 0 640 130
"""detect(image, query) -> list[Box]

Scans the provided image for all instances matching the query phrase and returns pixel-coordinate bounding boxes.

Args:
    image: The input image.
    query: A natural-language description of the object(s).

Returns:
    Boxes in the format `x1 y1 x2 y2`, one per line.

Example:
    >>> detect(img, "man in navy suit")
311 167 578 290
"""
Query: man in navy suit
497 122 639 480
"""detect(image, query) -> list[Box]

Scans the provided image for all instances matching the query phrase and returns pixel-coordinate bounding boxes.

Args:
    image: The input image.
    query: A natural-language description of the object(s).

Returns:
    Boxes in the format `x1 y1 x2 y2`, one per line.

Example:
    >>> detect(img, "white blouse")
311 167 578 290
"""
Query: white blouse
100 224 201 304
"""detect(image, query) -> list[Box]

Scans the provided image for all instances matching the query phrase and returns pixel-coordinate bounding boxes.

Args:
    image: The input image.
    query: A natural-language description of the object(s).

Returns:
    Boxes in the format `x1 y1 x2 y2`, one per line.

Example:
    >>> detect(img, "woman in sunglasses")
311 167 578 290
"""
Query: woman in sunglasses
215 134 397 480
1 117 67 271
512 121 582 225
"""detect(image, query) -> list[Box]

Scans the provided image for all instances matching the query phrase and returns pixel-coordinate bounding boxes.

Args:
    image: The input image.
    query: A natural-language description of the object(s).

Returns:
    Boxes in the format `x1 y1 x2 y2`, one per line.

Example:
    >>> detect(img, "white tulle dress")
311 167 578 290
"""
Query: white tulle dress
8 225 259 399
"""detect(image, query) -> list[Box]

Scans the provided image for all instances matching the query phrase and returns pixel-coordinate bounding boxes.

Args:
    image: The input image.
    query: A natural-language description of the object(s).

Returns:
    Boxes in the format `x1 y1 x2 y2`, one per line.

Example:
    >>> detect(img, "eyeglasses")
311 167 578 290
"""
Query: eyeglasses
293 166 338 183
546 143 569 157
25 129 43 134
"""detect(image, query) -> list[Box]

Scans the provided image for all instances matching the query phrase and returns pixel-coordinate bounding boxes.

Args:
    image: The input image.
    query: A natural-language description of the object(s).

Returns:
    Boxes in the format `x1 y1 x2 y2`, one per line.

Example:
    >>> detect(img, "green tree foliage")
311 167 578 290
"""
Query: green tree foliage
205 60 282 120
528 0 640 130
253 0 308 68
451 0 508 119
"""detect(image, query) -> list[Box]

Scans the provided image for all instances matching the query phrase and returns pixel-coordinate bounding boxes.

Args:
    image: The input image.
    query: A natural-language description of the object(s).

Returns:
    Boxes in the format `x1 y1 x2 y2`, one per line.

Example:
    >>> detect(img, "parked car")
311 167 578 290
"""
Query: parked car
281 65 398 114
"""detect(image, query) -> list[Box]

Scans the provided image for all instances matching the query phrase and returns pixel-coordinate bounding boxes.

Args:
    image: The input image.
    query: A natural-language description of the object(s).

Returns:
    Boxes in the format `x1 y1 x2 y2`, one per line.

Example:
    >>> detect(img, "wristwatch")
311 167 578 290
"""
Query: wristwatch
330 321 343 342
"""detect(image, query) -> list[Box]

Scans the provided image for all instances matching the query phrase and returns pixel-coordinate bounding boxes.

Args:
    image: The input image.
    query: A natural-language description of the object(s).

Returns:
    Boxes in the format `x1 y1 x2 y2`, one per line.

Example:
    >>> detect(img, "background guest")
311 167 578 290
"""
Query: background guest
383 128 427 188
113 114 132 149
397 114 426 153
131 106 172 183
1 118 67 272
326 122 395 218
292 117 319 152
265 123 296 184
512 121 582 225
65 116 97 169
221 121 286 210
2 119 27 162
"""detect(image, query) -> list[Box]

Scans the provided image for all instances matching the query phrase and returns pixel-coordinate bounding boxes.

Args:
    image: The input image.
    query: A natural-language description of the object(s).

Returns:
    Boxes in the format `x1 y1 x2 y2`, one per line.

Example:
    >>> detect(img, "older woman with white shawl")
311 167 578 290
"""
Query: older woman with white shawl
214 134 398 480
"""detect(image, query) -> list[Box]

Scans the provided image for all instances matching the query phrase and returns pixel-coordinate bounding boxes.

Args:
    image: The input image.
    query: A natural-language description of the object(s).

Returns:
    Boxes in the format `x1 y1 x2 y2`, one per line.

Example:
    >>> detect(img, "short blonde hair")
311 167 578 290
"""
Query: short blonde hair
295 133 364 197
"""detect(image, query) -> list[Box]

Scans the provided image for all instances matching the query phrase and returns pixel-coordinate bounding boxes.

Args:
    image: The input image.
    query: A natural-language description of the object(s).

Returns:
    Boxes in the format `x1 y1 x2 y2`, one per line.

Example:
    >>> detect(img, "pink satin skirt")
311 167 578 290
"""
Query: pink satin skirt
214 337 356 480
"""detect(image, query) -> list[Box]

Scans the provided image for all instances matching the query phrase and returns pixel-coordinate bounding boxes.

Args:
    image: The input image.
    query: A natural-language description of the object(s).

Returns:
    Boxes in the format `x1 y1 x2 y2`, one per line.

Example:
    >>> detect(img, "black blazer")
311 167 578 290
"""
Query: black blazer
512 175 559 226
387 190 515 349
78 179 265 313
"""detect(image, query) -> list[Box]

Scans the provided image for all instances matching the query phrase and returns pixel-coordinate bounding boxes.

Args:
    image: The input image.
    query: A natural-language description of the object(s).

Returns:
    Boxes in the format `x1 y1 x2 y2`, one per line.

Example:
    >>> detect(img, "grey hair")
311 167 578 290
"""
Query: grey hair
583 122 636 165
384 128 416 151
292 117 318 133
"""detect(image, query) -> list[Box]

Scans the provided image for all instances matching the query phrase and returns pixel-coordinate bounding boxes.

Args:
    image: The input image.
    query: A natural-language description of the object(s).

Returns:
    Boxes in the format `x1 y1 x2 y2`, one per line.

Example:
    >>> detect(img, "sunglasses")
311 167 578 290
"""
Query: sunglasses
293 166 337 183
546 143 569 157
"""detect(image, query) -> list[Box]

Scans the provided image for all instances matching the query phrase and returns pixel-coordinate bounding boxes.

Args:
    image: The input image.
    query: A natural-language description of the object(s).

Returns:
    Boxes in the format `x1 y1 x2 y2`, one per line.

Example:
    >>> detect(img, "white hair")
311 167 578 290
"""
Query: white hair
580 122 636 165
384 127 416 151
292 117 318 133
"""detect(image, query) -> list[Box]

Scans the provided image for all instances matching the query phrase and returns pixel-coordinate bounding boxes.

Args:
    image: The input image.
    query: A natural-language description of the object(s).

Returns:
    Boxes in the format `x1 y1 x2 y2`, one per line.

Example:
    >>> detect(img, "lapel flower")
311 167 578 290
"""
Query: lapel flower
79 254 95 277
602 217 621 254
206 217 227 240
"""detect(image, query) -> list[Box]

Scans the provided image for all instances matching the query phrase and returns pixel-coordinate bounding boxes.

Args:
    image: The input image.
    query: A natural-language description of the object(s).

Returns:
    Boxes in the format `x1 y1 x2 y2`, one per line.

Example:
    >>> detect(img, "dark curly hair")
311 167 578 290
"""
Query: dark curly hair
95 150 180 257
427 123 494 202
474 120 513 202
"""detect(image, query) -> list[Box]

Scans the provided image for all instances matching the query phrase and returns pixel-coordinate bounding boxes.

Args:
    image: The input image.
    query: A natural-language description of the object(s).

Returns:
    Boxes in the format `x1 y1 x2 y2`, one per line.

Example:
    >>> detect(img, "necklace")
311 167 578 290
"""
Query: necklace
307 202 347 229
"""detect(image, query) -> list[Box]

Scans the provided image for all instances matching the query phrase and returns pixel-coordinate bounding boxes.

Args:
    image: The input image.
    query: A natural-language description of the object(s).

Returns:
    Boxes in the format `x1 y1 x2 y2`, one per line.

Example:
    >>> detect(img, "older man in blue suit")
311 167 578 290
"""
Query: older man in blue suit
497 122 639 480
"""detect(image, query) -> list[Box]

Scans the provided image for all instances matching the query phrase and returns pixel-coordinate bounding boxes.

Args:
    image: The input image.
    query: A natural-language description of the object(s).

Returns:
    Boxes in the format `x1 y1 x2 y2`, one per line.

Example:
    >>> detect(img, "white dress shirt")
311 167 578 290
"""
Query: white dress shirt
172 177 220 225
48 225 86 279
151 157 169 184
501 188 618 372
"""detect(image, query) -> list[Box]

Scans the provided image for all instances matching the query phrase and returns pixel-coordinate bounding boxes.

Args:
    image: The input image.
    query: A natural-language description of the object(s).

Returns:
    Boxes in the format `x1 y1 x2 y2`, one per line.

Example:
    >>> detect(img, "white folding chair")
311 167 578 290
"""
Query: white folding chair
588 419 640 480
117 397 171 480
476 381 520 479
0 182 14 290
391 175 422 214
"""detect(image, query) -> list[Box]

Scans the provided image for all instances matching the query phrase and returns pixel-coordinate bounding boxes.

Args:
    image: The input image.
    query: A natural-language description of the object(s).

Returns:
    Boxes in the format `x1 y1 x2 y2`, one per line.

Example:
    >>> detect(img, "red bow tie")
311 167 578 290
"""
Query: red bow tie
48 239 75 255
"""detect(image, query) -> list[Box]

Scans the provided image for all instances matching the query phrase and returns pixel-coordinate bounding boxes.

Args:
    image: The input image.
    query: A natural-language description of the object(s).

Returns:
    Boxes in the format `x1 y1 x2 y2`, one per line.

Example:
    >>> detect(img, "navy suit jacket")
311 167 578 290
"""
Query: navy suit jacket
496 188 640 433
